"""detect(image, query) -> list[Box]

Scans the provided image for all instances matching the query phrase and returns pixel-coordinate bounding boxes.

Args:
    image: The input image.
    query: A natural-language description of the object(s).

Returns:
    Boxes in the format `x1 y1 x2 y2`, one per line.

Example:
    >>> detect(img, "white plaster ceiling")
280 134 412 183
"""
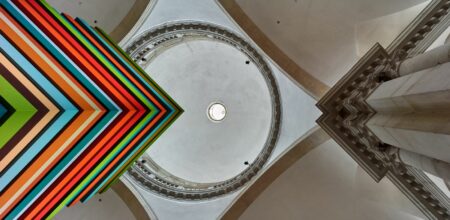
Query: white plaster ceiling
236 0 430 87
120 0 319 219
240 140 426 220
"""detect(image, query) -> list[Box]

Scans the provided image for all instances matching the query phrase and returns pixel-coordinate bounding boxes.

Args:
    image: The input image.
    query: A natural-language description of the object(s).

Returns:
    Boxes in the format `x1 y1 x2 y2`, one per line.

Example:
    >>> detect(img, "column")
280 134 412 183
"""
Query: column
367 113 450 164
366 44 450 164
399 43 450 76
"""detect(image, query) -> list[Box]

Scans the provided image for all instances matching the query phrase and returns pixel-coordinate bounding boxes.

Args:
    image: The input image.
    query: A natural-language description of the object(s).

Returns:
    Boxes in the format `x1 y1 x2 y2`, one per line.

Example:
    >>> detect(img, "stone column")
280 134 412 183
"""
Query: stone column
399 43 450 76
366 45 450 164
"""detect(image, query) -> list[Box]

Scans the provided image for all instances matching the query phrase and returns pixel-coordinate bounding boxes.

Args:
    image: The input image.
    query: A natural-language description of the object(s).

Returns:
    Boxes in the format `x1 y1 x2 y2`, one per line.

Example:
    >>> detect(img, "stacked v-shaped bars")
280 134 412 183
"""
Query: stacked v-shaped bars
0 0 182 219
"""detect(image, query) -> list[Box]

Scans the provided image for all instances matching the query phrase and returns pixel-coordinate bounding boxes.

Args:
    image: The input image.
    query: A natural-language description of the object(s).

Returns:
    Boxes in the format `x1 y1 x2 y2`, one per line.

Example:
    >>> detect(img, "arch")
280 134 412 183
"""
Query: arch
111 179 153 220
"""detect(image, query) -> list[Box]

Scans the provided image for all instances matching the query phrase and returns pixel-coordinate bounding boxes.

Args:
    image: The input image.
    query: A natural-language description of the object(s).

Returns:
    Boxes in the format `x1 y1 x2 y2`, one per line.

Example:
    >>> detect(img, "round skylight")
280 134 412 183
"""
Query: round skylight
207 102 226 122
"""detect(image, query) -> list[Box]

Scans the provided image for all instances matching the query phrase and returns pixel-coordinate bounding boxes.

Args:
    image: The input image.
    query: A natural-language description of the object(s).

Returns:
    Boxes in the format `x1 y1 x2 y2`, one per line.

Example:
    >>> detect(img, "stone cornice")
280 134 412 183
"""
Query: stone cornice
387 0 450 57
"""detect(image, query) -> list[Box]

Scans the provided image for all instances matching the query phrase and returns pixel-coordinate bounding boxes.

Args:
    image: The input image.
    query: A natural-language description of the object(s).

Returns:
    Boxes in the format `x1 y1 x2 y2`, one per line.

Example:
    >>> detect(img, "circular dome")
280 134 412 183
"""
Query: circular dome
127 22 281 200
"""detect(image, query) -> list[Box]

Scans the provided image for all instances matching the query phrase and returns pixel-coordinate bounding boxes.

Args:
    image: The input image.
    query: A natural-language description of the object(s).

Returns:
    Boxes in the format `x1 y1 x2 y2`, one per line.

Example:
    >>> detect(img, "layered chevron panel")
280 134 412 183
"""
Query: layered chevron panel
0 0 183 219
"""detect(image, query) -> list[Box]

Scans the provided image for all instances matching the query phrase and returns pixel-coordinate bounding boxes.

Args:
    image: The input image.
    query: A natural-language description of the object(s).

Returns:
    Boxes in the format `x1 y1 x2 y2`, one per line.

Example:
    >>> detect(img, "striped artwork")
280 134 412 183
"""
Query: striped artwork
0 0 183 219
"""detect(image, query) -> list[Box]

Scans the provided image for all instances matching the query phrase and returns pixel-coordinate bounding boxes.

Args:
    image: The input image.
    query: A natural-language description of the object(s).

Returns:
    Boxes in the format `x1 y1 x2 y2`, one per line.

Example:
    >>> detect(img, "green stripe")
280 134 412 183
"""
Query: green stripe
0 74 37 148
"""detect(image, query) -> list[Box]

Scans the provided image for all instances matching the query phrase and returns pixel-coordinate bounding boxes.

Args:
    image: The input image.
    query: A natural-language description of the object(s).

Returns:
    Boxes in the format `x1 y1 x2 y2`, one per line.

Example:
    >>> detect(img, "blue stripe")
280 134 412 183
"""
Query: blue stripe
0 102 7 119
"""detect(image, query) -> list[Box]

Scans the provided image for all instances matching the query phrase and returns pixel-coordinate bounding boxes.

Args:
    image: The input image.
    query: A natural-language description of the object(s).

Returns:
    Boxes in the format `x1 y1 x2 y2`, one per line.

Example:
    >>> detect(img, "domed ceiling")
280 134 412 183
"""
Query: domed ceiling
127 22 281 199
113 0 319 219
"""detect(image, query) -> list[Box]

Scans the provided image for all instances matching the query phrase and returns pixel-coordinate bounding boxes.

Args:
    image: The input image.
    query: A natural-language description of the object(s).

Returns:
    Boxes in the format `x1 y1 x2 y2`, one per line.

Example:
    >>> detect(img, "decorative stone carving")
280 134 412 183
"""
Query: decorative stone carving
317 1 450 219
318 45 450 220
318 44 390 180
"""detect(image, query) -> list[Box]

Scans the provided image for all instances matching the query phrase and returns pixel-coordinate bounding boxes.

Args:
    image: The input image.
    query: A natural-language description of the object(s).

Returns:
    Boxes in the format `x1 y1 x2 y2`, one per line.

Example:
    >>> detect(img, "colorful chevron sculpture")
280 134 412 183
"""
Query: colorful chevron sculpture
0 0 183 219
